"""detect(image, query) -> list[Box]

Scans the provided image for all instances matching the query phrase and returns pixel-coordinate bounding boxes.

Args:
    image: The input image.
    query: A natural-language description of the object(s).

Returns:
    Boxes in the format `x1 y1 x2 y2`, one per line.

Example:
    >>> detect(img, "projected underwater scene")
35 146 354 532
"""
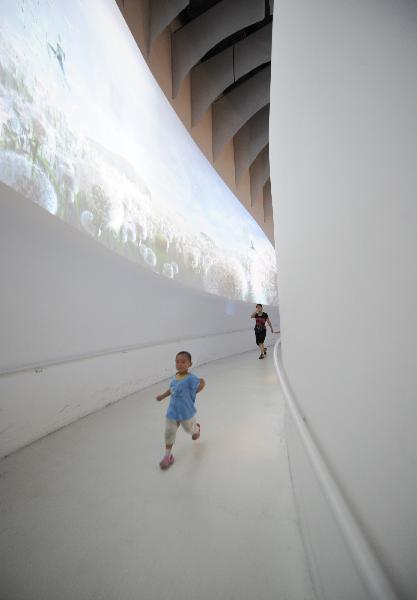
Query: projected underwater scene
0 0 278 304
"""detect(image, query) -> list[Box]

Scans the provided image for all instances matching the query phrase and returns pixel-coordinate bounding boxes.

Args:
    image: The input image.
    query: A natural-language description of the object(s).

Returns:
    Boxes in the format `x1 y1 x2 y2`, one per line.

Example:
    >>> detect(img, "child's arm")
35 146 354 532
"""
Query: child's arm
196 378 205 393
156 389 171 401
266 317 274 333
250 311 257 318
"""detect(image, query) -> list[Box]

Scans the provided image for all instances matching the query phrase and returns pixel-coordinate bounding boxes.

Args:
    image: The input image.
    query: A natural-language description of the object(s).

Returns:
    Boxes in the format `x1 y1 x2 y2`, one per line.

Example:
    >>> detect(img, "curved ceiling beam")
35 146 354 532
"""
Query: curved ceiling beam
171 0 265 98
234 22 272 80
250 146 270 206
190 23 271 126
149 0 190 51
212 66 270 160
233 105 269 183
190 48 234 126
263 178 273 223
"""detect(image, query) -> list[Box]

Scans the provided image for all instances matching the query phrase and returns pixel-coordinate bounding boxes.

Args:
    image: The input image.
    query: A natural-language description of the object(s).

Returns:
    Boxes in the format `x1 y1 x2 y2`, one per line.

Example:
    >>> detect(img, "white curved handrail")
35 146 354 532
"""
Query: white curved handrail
0 326 252 378
273 337 398 600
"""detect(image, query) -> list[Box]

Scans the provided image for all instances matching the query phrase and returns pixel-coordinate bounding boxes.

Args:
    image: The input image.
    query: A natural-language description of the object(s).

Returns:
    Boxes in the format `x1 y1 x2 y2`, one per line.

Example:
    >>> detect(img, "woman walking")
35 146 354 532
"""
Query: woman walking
251 304 274 359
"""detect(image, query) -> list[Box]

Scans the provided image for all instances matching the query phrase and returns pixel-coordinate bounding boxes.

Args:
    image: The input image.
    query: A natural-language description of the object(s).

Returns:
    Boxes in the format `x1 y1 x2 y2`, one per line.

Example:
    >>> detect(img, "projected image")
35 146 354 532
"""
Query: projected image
0 0 278 304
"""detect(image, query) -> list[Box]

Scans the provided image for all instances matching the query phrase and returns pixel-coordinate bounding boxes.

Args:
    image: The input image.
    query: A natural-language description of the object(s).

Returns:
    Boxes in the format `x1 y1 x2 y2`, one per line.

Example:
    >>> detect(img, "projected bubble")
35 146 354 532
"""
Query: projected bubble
0 0 278 304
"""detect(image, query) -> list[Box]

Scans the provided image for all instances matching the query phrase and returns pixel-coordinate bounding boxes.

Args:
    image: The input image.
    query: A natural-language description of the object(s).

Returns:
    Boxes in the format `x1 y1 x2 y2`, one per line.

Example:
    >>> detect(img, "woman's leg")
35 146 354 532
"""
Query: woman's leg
261 330 267 355
256 331 266 358
256 336 264 356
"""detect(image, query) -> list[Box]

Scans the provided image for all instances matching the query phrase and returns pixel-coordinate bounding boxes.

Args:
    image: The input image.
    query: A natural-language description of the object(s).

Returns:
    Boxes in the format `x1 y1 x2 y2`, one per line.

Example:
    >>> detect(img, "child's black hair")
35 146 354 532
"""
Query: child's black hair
256 303 263 308
176 350 192 362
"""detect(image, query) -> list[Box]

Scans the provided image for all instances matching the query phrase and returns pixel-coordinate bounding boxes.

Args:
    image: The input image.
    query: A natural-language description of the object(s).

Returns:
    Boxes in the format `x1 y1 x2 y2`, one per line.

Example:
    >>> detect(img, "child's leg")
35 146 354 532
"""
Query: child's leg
181 417 200 440
164 419 179 455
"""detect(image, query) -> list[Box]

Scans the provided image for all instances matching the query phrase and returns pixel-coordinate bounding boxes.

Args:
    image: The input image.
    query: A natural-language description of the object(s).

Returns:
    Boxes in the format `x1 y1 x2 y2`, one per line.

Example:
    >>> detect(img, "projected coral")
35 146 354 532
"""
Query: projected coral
0 0 278 304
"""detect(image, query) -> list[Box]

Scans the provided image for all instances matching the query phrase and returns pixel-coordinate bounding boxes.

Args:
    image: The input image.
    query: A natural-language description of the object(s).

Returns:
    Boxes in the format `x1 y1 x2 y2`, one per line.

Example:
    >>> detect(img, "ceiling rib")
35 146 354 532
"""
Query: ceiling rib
171 0 265 98
250 145 270 206
190 22 271 126
149 0 190 51
191 48 234 126
233 104 270 184
212 65 270 160
233 22 272 80
263 179 273 223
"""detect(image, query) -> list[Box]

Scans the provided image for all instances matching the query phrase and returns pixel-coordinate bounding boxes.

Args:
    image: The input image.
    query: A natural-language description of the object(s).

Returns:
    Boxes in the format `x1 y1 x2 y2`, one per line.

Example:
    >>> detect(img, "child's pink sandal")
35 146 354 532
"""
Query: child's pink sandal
192 423 201 441
159 454 174 470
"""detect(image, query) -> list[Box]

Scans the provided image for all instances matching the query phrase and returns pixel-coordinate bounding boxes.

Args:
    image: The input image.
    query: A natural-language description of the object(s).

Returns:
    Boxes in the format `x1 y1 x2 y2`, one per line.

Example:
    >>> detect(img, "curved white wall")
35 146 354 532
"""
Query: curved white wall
270 1 417 598
0 0 279 459
0 183 278 457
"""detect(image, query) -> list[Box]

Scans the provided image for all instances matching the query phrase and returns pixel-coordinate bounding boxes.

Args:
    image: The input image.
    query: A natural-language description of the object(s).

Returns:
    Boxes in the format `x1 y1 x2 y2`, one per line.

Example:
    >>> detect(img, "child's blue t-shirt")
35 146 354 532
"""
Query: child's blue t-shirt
166 373 201 421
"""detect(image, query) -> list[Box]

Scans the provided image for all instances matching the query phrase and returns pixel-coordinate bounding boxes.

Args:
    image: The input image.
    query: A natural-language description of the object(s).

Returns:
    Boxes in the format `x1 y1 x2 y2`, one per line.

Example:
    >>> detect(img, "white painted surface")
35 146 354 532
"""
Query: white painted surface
0 351 314 600
274 340 397 600
0 184 278 457
270 1 417 598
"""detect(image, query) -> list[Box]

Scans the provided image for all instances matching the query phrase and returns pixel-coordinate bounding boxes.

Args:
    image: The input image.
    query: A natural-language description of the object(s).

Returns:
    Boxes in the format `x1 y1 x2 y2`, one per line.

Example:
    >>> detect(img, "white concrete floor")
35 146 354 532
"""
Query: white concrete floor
0 350 315 600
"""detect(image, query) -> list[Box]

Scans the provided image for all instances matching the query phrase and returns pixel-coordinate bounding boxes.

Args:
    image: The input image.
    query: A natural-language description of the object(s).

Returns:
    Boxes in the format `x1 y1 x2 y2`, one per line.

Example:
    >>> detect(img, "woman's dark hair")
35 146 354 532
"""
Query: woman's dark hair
256 303 263 308
176 351 192 362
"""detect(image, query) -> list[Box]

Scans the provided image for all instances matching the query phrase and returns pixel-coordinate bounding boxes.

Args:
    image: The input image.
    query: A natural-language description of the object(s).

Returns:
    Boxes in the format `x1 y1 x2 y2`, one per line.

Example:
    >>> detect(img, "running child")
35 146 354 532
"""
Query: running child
156 351 205 470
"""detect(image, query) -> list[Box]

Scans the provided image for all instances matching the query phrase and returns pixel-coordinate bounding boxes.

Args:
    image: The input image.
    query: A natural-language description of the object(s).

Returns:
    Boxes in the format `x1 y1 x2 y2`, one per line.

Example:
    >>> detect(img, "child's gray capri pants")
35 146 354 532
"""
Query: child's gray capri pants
165 417 199 445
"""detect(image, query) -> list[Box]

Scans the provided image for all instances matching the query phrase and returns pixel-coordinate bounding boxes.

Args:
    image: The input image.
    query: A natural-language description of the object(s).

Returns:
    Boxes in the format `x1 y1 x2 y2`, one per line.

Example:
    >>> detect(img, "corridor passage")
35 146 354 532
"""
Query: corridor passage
0 350 315 600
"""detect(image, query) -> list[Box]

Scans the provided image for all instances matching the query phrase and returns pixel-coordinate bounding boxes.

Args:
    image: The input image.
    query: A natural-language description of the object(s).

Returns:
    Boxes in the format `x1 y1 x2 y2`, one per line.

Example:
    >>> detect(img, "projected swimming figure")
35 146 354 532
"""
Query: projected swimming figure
46 35 68 85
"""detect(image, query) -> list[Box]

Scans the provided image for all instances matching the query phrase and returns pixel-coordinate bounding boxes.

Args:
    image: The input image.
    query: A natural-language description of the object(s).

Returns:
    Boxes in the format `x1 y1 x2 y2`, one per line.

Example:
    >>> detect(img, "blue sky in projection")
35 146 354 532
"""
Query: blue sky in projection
0 0 277 303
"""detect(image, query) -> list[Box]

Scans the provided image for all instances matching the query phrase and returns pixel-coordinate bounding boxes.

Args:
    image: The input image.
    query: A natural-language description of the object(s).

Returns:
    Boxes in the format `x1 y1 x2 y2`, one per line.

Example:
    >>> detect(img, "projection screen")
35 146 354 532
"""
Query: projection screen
0 0 278 304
